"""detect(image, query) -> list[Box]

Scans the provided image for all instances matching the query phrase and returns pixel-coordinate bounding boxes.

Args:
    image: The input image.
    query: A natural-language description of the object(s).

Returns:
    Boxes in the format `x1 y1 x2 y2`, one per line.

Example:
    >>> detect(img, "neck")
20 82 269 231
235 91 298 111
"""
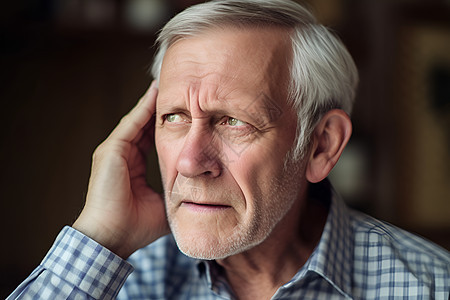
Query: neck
216 185 328 300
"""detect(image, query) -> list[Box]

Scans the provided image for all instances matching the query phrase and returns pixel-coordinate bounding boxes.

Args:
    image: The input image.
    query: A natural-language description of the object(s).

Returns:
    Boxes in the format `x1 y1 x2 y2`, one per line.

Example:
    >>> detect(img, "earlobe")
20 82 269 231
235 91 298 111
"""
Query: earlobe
306 109 352 183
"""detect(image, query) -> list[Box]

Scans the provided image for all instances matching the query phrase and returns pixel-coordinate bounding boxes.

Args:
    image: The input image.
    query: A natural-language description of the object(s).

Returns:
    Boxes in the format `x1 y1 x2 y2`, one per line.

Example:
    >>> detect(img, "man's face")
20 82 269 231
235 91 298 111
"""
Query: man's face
155 27 304 259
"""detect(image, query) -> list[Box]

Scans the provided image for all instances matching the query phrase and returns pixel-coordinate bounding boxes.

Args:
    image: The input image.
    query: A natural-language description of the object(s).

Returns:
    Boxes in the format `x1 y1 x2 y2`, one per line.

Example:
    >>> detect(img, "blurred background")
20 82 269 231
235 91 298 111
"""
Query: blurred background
1 0 449 296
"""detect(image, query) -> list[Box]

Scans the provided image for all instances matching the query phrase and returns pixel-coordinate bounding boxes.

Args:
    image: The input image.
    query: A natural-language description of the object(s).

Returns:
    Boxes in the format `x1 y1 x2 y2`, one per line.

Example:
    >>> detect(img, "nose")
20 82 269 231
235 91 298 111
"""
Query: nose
176 127 222 178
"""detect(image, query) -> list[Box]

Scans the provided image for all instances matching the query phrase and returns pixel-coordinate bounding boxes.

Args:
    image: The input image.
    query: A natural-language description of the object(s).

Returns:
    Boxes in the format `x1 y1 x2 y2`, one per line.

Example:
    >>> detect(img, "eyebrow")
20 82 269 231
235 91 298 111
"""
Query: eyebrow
157 90 279 128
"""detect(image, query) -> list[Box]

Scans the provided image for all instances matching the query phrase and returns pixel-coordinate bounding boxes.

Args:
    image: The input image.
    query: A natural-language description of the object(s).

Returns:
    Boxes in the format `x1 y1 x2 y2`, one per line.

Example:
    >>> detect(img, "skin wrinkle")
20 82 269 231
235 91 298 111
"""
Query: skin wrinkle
158 69 277 134
155 27 302 262
221 162 306 282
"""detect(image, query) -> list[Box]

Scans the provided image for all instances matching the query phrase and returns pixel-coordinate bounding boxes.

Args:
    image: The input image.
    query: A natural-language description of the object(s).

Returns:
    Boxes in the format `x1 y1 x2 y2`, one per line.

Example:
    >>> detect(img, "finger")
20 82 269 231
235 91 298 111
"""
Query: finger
109 81 158 143
136 117 156 154
133 114 156 145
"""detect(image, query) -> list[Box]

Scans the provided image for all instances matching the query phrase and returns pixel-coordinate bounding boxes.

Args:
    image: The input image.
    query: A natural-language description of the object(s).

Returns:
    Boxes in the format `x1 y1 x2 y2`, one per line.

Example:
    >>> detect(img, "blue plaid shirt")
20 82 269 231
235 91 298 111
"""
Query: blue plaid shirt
8 184 450 299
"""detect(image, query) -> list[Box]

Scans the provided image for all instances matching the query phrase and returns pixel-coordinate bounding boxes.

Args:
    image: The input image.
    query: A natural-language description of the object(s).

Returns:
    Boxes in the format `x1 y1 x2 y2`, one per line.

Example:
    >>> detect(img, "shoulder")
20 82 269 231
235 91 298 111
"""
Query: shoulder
349 209 450 298
350 210 449 264
118 235 199 299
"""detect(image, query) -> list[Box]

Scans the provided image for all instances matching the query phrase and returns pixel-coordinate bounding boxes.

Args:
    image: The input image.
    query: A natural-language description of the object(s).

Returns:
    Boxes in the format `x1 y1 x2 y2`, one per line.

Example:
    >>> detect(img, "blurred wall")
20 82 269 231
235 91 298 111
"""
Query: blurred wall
1 0 449 297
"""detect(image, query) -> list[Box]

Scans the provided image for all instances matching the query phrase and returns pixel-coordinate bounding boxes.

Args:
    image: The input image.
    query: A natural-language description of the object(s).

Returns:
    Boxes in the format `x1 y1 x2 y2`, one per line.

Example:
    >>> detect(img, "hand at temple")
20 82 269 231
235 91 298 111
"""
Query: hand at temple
73 82 169 259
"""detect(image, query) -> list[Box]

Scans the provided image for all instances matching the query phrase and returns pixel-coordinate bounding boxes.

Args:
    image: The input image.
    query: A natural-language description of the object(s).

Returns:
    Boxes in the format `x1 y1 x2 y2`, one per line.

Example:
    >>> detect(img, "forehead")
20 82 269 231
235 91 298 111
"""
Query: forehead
158 26 292 105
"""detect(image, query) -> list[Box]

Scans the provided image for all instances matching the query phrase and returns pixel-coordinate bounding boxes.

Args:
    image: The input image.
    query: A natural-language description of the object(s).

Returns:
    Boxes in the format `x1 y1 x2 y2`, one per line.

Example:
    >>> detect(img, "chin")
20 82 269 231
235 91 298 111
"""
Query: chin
171 228 230 260
177 239 229 260
170 222 268 260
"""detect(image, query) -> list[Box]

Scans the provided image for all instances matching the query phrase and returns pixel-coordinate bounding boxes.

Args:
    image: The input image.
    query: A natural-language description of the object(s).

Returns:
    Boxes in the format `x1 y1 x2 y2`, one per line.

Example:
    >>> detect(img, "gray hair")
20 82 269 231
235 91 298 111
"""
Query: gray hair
151 0 358 160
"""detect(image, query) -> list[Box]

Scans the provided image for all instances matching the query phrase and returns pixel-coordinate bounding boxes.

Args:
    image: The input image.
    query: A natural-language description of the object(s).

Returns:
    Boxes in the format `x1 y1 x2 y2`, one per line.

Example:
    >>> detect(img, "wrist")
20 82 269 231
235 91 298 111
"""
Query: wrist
72 214 135 259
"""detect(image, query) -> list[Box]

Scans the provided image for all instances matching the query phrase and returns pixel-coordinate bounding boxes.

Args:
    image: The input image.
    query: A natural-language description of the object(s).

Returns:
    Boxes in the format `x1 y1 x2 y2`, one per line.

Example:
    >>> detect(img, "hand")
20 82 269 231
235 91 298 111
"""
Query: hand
73 81 169 258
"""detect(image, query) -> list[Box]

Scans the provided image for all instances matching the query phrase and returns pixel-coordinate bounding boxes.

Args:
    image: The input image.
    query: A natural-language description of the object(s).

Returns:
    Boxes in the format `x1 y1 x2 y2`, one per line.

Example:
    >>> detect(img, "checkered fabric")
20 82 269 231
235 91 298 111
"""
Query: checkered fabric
8 183 450 299
8 227 133 299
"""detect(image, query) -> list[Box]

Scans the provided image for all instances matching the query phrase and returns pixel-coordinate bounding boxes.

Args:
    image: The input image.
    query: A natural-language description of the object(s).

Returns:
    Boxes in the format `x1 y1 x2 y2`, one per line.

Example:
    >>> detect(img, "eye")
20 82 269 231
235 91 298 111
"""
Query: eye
165 113 184 123
226 117 247 127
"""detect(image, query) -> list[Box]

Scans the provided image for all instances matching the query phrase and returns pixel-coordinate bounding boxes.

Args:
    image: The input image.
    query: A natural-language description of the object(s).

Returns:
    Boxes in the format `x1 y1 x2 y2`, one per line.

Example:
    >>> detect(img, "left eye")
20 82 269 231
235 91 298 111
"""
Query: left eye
226 117 247 126
165 113 184 123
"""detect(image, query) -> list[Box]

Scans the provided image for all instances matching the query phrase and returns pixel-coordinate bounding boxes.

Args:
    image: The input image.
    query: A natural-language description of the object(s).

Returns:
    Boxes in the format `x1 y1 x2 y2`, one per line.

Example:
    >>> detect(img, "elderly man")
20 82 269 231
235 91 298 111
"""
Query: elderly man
9 0 449 299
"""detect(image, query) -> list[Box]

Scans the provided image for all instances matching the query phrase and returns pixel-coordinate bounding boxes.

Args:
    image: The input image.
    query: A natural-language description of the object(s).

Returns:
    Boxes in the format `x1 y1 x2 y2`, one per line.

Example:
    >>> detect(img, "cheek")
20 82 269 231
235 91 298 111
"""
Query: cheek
226 143 288 200
155 132 167 172
155 131 181 186
219 152 260 205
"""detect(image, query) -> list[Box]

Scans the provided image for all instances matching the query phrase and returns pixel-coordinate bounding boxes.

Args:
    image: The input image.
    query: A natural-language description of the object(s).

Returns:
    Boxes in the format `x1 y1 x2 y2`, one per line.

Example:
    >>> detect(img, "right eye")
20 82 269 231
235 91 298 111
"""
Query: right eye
165 113 184 123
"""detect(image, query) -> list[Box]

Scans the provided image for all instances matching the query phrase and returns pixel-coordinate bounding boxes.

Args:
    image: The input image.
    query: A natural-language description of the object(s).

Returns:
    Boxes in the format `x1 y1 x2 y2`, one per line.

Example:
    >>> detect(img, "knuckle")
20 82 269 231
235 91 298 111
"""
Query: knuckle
119 114 131 126
92 143 106 159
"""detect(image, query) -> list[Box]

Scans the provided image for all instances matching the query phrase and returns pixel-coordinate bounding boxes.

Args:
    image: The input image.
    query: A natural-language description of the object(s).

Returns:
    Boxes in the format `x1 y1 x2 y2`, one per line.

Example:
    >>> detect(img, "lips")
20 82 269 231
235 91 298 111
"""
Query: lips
181 201 231 212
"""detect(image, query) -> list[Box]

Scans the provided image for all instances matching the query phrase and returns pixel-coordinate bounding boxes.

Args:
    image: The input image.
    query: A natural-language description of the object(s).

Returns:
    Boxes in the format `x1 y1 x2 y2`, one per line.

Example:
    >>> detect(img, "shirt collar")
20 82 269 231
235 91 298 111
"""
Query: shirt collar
302 179 354 298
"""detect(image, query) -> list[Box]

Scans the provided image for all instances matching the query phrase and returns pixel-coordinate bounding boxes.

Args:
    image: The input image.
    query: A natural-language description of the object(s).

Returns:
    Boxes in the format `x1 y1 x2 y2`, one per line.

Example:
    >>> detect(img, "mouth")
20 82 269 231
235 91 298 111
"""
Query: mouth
181 201 231 212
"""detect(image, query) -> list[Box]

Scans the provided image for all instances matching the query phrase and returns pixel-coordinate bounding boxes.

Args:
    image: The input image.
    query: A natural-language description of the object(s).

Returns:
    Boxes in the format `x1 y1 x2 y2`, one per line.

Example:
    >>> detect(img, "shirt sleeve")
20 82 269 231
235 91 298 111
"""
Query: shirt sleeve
7 226 134 300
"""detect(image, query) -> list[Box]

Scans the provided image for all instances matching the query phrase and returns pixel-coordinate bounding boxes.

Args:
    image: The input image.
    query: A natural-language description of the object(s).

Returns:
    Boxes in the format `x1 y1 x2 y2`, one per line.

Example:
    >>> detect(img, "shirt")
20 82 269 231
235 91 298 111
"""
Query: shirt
8 182 450 299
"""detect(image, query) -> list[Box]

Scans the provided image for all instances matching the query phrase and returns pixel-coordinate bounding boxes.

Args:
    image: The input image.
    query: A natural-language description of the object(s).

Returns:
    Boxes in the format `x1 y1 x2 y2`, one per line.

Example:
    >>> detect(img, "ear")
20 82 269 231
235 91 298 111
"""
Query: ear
306 109 352 183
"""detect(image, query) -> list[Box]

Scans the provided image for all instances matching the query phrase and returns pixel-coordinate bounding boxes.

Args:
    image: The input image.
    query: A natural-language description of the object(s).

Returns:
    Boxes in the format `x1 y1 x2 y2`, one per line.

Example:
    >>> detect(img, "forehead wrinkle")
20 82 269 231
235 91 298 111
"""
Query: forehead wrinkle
184 74 278 127
160 27 292 123
185 75 228 119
